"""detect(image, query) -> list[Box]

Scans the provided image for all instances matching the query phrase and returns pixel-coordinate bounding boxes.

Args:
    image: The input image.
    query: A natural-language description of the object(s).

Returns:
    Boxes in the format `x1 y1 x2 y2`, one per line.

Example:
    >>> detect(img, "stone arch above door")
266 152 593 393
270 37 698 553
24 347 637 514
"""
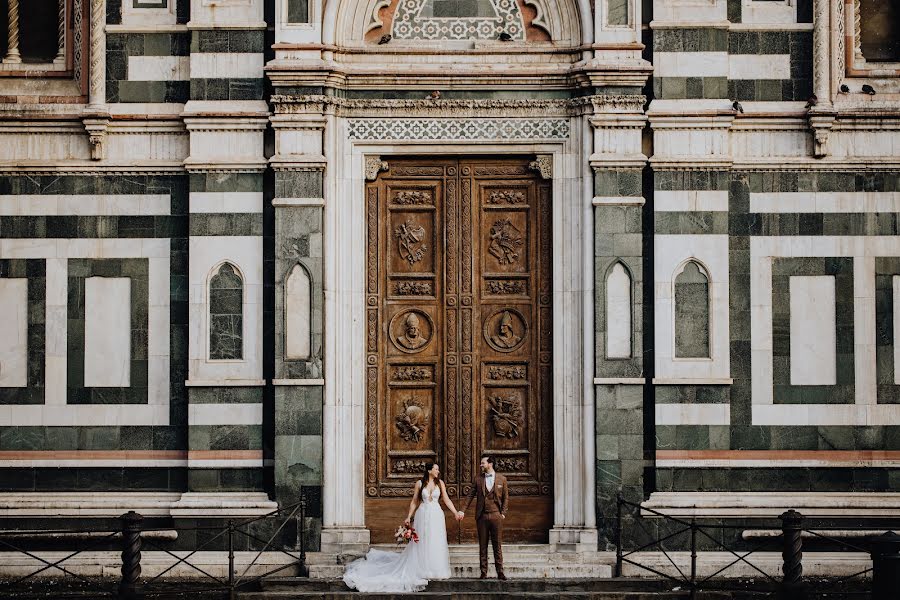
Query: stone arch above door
325 0 589 46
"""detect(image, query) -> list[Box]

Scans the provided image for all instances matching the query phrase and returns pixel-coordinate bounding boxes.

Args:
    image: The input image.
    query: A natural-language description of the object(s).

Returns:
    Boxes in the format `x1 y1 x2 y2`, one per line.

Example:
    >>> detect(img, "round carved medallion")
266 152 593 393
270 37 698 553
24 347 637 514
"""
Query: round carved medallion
483 308 527 353
389 309 434 354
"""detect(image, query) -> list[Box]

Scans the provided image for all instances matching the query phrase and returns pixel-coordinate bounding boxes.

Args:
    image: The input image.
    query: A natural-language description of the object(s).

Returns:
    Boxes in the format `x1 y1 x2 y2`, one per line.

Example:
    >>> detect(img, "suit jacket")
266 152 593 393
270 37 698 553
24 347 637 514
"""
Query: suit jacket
465 472 509 519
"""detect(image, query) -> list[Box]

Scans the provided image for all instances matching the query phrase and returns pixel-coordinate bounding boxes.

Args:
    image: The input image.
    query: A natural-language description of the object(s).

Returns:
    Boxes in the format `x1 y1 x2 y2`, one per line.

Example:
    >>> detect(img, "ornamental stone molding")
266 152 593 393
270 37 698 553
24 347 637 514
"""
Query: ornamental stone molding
347 118 570 142
330 0 583 46
364 156 389 181
528 155 553 179
270 95 647 118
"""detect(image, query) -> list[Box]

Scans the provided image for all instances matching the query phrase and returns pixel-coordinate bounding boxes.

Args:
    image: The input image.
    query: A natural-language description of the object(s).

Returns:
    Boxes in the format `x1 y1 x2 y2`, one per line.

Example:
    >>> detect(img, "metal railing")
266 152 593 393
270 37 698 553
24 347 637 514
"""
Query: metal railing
0 489 311 599
614 492 900 599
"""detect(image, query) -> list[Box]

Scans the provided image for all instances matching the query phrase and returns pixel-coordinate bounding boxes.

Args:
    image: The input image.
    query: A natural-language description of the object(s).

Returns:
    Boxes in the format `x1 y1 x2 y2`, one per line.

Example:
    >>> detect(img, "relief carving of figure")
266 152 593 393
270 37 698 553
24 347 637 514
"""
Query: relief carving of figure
489 393 522 439
395 397 428 443
491 311 522 349
395 219 427 265
488 218 523 265
396 312 428 351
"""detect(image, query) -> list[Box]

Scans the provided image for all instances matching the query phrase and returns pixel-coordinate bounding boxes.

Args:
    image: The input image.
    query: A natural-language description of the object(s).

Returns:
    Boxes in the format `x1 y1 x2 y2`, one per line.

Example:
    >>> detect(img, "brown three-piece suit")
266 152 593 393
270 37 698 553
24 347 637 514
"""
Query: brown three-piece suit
464 472 509 577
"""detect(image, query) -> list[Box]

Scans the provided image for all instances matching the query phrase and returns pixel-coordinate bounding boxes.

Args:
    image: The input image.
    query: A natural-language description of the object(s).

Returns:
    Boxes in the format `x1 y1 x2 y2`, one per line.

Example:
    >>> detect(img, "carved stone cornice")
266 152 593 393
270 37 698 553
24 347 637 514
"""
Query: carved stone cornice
0 163 184 175
270 95 647 119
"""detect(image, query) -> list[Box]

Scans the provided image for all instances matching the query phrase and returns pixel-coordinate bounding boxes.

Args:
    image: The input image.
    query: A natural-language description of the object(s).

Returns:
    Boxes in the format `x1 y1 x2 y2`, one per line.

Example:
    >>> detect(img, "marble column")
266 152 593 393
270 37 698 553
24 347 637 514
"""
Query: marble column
88 0 106 108
4 0 21 64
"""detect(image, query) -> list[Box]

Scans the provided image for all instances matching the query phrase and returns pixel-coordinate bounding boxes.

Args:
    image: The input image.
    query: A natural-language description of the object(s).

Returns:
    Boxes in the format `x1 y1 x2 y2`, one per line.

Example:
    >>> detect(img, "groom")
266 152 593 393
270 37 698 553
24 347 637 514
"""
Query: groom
461 455 509 580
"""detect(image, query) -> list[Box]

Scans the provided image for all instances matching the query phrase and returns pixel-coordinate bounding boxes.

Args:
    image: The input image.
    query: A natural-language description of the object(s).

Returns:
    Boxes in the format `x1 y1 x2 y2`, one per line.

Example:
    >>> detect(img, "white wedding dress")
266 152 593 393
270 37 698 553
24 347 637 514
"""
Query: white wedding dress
343 485 452 592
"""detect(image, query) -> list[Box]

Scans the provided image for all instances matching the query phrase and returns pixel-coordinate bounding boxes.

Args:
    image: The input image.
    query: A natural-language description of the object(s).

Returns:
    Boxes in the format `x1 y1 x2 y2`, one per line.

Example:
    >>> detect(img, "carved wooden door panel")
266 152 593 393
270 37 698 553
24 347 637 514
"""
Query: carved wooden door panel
365 158 552 544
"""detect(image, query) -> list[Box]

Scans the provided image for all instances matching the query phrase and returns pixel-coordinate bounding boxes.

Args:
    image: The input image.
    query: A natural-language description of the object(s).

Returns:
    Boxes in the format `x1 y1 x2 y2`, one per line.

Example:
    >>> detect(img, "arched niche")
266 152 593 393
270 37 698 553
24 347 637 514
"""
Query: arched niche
208 262 245 361
605 261 632 359
284 263 312 361
673 259 711 360
324 0 591 46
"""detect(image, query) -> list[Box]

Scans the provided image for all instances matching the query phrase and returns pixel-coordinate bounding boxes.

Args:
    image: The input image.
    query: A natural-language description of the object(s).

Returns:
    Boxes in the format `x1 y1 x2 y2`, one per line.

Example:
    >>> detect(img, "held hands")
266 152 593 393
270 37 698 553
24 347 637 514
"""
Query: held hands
455 511 464 521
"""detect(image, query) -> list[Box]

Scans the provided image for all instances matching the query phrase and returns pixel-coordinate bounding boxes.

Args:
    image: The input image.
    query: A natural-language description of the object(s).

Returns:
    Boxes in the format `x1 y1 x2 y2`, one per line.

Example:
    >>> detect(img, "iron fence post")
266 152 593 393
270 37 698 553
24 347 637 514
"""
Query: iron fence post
119 511 143 600
778 509 806 600
228 519 235 600
299 487 309 577
871 531 900 600
615 492 623 577
689 518 697 599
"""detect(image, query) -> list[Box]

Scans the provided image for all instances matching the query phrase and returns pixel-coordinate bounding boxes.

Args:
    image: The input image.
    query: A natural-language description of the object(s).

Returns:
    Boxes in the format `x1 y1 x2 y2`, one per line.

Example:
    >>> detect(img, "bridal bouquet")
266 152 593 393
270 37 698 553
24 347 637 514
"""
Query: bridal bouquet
394 523 419 545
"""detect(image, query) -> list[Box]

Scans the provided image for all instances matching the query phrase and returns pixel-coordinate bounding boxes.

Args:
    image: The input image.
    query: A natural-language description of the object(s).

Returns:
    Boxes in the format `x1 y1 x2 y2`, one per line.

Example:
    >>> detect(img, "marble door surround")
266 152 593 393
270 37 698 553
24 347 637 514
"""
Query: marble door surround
305 107 599 554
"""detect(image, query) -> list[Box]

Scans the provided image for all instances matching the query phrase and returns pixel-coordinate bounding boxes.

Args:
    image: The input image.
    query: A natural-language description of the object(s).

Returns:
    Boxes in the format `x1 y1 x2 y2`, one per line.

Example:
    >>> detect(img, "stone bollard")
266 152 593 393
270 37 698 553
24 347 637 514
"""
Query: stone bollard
120 511 143 600
777 510 806 600
870 531 900 600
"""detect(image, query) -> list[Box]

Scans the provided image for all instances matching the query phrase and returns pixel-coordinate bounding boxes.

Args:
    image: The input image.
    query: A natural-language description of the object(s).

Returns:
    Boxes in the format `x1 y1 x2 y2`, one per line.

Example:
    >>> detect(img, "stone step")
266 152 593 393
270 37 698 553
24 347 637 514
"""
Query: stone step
243 578 720 599
260 578 682 593
303 546 614 580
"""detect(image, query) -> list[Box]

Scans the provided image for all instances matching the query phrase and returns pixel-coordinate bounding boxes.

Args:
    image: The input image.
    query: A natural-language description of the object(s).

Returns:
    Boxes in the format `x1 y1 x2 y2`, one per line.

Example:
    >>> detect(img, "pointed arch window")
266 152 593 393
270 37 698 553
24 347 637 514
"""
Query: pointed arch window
674 260 711 359
209 263 244 361
605 261 632 359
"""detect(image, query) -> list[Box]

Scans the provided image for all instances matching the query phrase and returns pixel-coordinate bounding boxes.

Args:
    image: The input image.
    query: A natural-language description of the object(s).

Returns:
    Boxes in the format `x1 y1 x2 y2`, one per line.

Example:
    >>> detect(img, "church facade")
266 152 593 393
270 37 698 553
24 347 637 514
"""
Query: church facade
0 0 898 567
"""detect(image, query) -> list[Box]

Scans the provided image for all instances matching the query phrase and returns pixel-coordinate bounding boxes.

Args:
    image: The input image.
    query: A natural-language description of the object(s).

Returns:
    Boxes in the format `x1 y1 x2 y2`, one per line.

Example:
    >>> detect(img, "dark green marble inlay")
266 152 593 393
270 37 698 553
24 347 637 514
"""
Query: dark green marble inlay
674 261 710 358
209 263 244 361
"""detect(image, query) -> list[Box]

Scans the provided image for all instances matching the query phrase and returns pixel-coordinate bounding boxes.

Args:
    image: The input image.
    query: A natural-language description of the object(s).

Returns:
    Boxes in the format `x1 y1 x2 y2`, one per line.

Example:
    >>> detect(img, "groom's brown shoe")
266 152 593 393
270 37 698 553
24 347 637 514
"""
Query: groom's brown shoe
497 572 507 581
479 573 488 579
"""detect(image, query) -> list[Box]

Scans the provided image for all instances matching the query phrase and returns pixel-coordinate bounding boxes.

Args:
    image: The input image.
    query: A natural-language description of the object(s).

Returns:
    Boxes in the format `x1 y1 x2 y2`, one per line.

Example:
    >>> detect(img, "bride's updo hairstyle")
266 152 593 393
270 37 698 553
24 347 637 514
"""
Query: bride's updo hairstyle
420 462 442 488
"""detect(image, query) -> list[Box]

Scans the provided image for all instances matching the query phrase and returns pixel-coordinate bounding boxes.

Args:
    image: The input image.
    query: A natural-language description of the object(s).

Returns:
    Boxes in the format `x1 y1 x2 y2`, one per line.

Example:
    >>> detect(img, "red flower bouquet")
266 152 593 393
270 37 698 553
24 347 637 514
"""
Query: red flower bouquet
394 523 419 545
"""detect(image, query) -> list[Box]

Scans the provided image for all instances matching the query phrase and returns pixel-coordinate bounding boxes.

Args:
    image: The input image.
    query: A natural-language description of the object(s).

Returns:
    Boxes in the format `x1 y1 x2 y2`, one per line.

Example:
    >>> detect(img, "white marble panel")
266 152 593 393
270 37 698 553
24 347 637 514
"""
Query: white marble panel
728 55 790 80
750 192 900 213
750 235 900 425
605 262 632 359
188 236 263 383
895 276 900 385
189 403 263 425
0 279 28 387
655 191 728 212
190 53 263 79
284 263 311 360
654 52 728 77
652 0 727 23
85 277 132 388
789 276 835 385
0 195 170 216
740 0 797 24
190 192 263 213
655 235 730 380
128 56 190 81
655 403 730 425
0 239 169 426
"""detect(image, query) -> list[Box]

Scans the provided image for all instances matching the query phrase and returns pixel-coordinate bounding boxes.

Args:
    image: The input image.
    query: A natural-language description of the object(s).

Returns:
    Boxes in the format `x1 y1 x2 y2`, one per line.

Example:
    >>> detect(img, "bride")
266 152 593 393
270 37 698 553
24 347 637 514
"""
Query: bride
343 462 463 592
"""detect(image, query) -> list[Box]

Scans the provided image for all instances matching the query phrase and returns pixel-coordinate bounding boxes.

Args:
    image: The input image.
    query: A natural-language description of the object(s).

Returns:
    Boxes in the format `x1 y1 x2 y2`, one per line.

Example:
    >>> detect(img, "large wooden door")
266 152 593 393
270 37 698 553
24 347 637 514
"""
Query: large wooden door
365 157 552 543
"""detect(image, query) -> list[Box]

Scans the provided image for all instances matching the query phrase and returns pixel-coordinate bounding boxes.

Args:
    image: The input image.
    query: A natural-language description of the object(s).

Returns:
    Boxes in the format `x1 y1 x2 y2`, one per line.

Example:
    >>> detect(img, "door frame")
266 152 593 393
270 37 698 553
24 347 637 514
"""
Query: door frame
362 157 555 543
320 123 598 552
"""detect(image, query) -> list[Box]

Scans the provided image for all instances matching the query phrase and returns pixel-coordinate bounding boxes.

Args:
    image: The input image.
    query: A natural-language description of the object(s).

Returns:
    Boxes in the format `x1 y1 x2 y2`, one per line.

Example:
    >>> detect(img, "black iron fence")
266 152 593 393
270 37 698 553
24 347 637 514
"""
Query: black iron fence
614 492 900 599
0 490 311 599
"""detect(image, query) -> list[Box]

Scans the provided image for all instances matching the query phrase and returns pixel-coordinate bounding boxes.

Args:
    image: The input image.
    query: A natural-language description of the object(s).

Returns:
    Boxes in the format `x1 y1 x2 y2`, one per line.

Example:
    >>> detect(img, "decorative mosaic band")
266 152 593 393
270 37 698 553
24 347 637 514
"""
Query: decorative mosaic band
346 118 570 142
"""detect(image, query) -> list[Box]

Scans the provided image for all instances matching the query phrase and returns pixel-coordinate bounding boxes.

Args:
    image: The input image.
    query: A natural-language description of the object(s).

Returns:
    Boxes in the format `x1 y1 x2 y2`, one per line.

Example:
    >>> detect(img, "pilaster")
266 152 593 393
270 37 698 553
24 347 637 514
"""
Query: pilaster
270 97 328 551
181 0 269 505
